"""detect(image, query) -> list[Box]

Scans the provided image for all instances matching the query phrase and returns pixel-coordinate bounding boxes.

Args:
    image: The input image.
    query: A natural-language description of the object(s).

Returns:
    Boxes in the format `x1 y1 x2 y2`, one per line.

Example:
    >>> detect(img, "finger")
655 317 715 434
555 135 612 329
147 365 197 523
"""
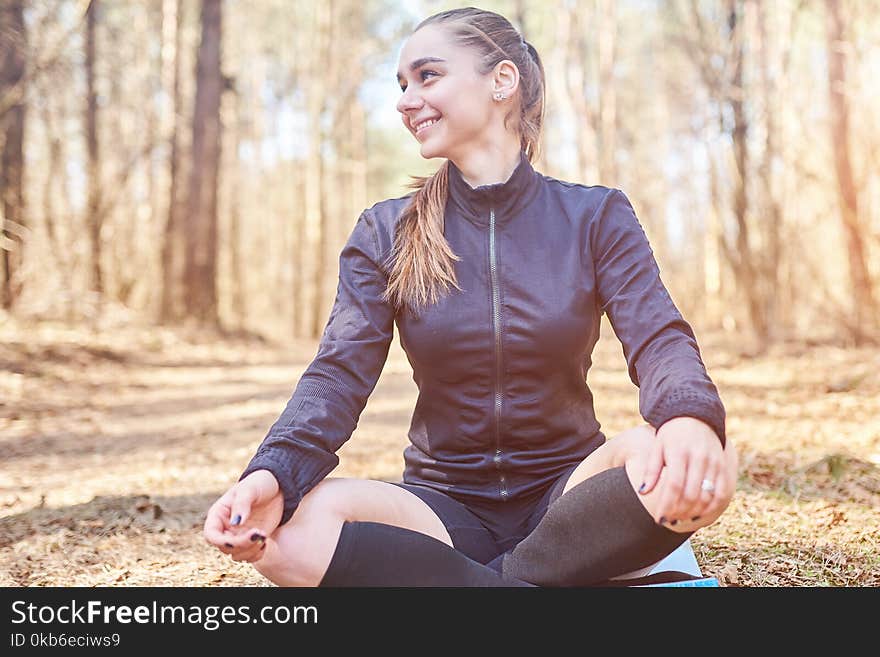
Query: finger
654 457 687 525
673 452 709 522
638 438 665 495
203 494 236 546
230 532 268 562
229 484 259 529
244 536 269 562
689 460 721 522
224 528 267 551
699 462 734 522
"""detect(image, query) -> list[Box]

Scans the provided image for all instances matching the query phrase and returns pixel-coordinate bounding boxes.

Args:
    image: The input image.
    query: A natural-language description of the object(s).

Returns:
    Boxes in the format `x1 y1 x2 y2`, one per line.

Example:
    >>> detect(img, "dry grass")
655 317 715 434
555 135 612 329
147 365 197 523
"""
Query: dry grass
1 316 878 587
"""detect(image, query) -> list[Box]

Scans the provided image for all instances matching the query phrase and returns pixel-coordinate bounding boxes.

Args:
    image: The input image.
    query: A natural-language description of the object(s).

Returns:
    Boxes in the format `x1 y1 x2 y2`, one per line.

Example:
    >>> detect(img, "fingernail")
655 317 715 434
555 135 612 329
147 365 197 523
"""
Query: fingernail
691 516 701 521
638 483 646 493
250 532 265 542
659 516 667 524
224 542 234 548
231 514 241 526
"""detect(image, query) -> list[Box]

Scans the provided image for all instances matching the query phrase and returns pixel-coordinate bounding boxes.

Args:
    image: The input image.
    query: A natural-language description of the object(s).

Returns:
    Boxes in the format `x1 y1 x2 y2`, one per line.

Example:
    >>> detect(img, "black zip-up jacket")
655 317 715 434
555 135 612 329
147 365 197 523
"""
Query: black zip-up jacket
240 151 726 526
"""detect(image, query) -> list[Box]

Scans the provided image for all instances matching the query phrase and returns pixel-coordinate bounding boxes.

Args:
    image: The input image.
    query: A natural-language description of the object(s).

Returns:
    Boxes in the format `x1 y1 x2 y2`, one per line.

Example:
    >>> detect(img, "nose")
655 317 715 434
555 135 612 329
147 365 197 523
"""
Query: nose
396 87 423 122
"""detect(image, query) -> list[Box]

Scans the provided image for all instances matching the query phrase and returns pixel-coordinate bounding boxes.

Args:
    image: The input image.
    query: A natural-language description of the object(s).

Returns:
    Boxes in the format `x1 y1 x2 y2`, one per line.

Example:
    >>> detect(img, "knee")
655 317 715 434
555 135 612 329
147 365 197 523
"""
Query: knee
610 424 657 469
619 430 738 534
253 480 347 587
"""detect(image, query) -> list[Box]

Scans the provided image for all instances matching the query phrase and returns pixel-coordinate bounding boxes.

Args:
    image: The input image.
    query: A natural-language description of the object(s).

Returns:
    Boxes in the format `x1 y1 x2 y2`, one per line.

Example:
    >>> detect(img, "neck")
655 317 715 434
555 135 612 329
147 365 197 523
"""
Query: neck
451 138 522 189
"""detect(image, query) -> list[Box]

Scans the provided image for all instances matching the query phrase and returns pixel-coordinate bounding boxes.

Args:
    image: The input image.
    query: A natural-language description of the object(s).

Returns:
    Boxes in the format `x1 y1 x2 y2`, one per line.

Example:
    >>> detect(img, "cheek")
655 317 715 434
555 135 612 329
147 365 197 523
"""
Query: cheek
439 94 485 125
455 100 491 131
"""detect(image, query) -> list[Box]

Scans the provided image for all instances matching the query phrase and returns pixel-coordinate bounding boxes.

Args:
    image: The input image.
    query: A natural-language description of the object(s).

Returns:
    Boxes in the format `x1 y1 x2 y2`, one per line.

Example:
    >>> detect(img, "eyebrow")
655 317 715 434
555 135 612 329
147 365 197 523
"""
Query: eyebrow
396 57 447 84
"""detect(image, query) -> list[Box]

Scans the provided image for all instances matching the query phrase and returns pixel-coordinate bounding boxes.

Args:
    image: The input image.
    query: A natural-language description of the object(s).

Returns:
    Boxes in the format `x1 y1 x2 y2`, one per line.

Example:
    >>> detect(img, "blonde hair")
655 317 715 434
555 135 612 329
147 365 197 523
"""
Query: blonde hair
382 7 546 316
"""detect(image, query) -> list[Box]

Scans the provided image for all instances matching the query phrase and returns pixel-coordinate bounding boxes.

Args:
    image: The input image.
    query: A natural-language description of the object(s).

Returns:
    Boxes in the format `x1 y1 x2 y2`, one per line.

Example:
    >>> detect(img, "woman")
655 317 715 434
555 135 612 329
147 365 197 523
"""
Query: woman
203 7 737 587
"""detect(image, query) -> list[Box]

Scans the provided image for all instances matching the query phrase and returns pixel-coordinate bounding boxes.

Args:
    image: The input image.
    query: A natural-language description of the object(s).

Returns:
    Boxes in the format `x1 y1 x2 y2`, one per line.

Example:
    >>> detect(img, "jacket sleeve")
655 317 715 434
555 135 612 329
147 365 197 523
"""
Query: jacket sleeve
239 209 396 525
589 188 727 446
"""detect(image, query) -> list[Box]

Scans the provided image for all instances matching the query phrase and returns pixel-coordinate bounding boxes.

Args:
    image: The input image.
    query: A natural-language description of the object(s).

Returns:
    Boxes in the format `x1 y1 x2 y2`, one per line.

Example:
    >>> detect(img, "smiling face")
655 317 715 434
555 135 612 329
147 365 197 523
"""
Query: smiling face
396 25 504 162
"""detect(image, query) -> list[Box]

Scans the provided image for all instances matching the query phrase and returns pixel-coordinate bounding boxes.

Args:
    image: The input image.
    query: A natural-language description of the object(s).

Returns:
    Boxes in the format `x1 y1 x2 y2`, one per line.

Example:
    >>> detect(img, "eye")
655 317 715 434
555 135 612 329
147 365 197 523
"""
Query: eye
399 70 439 92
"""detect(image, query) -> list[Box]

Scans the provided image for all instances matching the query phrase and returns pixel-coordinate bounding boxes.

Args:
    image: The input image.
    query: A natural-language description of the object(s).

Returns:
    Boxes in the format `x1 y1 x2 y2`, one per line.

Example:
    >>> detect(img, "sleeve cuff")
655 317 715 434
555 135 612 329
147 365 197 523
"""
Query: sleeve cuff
649 389 727 448
239 456 303 527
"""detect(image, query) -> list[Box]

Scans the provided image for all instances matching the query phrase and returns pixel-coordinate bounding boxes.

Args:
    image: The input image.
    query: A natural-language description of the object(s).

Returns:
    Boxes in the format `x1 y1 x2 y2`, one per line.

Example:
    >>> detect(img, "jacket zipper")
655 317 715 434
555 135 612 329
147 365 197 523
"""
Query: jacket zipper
489 207 508 500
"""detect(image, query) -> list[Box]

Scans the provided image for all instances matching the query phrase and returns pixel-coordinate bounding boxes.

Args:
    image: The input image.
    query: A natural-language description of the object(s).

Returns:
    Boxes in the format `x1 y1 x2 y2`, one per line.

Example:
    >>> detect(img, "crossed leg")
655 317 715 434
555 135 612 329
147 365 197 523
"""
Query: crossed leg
493 424 739 585
250 426 737 587
251 478 454 587
559 423 738 534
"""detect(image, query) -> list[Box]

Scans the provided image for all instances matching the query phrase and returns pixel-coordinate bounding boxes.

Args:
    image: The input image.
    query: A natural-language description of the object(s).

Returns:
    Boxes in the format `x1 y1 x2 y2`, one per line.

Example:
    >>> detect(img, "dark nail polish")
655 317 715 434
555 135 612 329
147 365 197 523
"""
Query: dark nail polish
250 532 265 542
691 516 701 521
659 516 667 524
224 542 234 548
231 514 241 526
638 483 646 493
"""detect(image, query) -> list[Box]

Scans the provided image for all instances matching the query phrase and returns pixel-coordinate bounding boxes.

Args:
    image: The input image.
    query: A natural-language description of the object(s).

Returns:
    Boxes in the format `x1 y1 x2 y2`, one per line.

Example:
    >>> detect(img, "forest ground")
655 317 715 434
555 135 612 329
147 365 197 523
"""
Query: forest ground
1 316 878 587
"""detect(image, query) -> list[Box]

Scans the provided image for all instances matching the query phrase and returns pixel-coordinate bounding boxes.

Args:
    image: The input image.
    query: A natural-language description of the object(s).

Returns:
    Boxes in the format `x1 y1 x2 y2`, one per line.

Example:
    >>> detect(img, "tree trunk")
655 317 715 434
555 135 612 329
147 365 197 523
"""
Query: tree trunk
228 79 245 329
706 137 729 332
560 2 596 183
727 0 767 350
824 0 877 343
349 100 368 226
85 0 103 306
159 0 184 323
596 0 618 185
184 0 223 325
39 83 69 287
302 0 331 339
0 0 27 310
753 0 784 341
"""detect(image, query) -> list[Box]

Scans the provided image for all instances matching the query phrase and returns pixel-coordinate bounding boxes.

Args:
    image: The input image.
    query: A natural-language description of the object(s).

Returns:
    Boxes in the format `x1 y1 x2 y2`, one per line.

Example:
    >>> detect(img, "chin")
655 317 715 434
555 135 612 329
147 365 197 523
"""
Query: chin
418 140 449 161
419 146 445 161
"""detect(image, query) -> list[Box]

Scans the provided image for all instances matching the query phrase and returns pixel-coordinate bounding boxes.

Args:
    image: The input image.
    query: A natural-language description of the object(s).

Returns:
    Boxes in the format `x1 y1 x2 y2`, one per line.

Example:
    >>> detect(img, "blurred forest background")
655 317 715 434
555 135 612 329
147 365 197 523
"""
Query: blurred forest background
2 0 878 347
1 0 878 587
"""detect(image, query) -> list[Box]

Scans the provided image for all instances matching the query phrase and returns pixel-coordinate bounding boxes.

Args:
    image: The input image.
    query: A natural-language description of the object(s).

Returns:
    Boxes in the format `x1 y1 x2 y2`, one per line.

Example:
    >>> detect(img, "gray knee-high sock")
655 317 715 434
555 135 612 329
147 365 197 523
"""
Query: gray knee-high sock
501 466 692 586
318 521 535 587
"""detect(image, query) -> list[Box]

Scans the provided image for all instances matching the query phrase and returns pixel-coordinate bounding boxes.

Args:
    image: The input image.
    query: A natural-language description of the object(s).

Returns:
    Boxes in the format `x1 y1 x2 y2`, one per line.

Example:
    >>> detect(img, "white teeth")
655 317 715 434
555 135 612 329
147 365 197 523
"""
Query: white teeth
415 118 440 133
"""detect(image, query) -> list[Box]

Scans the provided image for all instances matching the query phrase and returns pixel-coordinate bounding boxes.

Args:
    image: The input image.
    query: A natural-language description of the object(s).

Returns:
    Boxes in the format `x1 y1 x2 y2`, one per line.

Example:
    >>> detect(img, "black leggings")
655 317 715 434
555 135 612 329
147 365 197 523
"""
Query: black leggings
389 463 580 570
320 466 693 587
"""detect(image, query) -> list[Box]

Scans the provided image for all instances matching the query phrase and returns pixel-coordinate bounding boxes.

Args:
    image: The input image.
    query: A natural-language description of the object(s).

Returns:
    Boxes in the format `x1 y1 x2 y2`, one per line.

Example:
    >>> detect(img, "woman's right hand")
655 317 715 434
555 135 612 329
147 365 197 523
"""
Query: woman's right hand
203 469 284 563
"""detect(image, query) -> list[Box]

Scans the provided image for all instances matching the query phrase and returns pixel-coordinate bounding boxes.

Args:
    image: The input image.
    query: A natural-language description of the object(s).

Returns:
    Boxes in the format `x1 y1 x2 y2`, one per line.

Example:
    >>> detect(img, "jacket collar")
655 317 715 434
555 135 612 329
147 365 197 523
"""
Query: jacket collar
447 150 540 225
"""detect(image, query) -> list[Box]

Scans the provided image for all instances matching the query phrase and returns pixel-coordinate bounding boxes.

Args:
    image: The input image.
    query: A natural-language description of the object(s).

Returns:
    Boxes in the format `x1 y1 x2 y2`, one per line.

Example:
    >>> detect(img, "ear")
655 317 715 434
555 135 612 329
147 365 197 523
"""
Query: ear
492 60 519 100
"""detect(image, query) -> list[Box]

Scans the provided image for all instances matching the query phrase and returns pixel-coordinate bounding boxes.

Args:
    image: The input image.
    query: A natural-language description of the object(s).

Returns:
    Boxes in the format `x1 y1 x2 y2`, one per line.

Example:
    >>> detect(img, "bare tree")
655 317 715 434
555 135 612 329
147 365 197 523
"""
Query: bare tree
184 0 223 324
669 0 768 349
227 71 246 329
159 0 184 323
1 0 27 309
725 0 767 349
824 0 877 343
303 0 332 338
751 0 786 341
84 0 103 302
559 1 596 184
596 0 618 185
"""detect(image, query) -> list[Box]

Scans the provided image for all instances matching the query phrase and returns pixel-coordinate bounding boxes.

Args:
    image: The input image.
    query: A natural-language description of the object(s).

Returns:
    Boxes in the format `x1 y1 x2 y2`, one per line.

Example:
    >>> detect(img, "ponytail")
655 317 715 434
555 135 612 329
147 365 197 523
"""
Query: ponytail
382 161 462 316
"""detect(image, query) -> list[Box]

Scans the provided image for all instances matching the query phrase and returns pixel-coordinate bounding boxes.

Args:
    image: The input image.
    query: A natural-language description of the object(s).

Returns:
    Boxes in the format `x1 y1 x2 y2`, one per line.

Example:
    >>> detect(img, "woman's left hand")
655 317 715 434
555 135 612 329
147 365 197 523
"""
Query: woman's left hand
638 416 731 525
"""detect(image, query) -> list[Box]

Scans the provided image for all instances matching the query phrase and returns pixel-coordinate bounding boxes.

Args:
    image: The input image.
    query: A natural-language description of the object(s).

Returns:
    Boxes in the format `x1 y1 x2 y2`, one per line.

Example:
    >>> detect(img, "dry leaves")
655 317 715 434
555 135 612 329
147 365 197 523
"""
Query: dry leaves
1 318 878 586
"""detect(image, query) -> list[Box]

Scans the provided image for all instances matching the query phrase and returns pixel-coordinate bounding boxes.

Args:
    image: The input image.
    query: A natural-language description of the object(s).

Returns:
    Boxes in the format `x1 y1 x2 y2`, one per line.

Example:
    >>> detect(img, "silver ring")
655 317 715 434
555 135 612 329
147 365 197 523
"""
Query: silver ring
701 479 716 493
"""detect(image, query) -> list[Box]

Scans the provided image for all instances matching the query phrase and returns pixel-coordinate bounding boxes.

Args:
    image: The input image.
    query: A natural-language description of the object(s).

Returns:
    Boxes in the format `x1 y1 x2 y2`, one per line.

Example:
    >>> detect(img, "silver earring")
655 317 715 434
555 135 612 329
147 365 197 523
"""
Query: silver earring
494 92 505 101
